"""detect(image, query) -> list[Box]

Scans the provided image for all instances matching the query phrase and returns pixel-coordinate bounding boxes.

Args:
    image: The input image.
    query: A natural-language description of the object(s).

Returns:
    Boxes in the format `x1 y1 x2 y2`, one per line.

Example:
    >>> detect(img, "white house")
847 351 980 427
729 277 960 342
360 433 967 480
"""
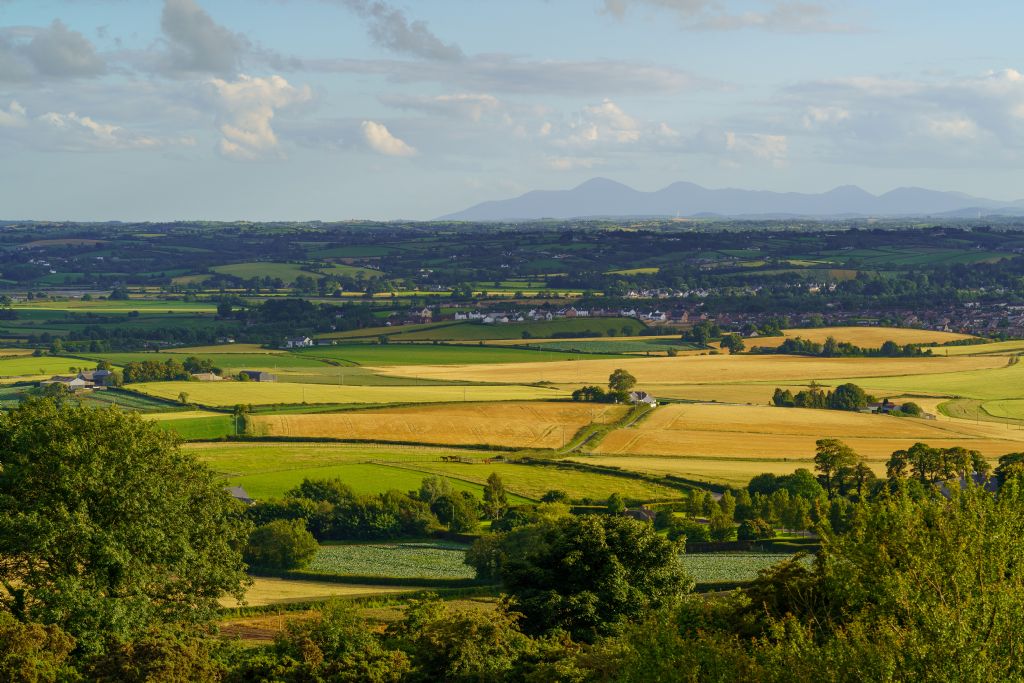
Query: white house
628 390 657 407
284 336 314 348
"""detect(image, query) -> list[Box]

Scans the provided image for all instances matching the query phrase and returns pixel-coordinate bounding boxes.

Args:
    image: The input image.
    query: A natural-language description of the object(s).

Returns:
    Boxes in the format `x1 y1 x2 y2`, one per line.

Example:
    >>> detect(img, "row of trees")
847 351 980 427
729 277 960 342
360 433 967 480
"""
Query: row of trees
772 382 870 411
121 356 221 383
755 335 932 358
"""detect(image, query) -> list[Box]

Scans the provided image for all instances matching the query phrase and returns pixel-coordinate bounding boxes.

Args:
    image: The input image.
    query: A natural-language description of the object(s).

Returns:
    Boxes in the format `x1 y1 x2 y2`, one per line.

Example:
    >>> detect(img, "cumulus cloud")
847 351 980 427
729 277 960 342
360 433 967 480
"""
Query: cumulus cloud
208 74 312 160
159 0 249 74
336 0 463 61
601 0 858 33
0 20 105 82
380 93 504 122
361 120 416 156
0 101 193 151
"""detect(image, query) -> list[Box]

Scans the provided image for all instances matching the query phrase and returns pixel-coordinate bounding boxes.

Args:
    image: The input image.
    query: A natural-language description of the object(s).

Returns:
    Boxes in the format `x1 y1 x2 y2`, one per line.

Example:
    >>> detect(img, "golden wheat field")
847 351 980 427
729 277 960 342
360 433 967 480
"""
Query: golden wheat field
747 326 975 349
590 403 1024 462
131 381 569 407
251 402 628 448
373 353 1005 387
221 578 412 608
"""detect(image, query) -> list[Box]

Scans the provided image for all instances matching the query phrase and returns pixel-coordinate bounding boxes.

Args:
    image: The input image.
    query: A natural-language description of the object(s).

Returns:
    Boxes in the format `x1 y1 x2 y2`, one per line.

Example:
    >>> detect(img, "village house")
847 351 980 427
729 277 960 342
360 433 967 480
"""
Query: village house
628 390 657 407
191 372 223 381
240 370 276 382
284 335 313 348
40 374 94 391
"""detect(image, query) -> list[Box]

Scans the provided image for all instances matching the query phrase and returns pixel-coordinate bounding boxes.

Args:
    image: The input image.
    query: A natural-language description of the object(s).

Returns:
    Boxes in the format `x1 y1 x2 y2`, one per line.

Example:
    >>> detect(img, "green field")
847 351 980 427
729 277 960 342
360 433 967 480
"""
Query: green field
530 339 699 354
829 360 1024 401
298 343 617 366
322 264 384 278
83 351 329 371
306 542 475 580
384 318 646 342
392 461 682 502
0 355 91 377
211 262 321 283
154 413 235 440
681 552 804 585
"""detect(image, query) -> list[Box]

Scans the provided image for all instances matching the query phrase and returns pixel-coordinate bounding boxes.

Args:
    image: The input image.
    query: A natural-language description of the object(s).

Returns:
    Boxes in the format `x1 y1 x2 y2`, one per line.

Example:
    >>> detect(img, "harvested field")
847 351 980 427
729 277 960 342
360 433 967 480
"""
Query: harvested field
591 403 1024 462
373 354 1004 387
250 402 627 448
220 577 412 607
750 326 975 349
570 455 840 488
131 381 568 407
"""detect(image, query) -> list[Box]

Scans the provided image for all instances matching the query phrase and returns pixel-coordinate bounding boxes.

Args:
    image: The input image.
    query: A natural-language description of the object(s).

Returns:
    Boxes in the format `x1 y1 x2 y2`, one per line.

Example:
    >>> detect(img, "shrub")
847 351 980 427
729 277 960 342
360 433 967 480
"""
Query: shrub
244 519 319 570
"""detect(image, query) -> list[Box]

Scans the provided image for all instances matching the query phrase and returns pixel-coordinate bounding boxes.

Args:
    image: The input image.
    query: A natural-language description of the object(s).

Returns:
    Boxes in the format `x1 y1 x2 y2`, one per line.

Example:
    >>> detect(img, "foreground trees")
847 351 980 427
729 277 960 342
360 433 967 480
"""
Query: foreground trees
0 398 251 655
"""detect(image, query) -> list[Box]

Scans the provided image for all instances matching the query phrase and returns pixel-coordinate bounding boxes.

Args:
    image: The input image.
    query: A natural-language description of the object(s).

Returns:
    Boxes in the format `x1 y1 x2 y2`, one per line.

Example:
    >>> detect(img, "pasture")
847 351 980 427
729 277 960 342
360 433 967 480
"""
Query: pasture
250 401 628 449
572 455 830 487
298 343 614 365
131 380 568 407
383 317 646 341
210 262 320 283
0 355 91 378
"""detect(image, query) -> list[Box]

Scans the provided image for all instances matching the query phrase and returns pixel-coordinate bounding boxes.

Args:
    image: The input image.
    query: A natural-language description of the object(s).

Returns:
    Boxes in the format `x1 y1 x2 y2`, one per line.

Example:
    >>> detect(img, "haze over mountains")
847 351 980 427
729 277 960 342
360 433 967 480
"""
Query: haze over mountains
441 178 1024 221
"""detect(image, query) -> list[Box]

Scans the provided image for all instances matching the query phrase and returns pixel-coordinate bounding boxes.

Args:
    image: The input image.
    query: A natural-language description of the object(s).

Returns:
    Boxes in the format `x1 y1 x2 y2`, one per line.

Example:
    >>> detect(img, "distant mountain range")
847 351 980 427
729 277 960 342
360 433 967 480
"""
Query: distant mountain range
440 178 1024 221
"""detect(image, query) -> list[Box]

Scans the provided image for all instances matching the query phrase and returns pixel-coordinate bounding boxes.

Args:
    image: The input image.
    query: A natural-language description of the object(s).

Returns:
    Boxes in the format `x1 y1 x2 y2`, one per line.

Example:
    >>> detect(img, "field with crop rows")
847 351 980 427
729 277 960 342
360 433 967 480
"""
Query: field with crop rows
251 401 627 448
131 380 569 407
222 577 412 608
306 542 475 579
682 553 807 585
591 403 1024 462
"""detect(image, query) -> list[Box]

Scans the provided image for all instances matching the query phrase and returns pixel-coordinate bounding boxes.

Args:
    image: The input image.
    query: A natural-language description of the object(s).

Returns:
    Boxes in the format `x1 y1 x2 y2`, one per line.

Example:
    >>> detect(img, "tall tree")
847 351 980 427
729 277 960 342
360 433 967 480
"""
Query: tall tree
607 368 637 393
814 438 861 498
0 398 251 654
483 472 509 520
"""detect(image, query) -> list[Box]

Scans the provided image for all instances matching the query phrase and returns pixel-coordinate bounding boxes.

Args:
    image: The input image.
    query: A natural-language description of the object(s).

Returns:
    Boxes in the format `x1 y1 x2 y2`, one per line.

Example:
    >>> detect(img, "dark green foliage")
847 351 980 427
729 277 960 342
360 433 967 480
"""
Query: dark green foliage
0 398 251 655
0 612 76 683
468 515 692 641
607 368 637 393
737 518 776 541
666 518 711 543
244 519 319 570
430 492 480 533
483 472 508 520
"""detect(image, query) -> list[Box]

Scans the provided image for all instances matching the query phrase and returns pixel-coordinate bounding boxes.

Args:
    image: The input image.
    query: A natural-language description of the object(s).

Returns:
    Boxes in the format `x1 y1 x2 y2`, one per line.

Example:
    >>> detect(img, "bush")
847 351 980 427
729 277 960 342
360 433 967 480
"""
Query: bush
737 518 776 541
244 519 319 570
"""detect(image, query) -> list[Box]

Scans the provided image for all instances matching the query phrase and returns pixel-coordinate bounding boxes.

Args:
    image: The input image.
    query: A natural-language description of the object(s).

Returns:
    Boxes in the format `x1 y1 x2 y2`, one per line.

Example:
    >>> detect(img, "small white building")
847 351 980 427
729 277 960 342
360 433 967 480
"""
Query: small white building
284 336 314 348
628 390 658 407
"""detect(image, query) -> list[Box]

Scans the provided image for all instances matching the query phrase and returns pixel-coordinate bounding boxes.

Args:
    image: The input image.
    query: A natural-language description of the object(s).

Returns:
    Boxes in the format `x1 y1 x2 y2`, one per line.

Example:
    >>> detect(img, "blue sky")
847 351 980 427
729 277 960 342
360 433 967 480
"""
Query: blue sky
2 0 1024 220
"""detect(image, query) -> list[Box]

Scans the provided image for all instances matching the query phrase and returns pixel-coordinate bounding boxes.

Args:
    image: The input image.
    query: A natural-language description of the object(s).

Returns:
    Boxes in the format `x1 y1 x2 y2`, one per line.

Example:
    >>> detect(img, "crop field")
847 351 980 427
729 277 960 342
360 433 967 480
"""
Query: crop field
747 326 976 349
165 344 286 355
393 461 683 501
828 360 1024 402
188 442 533 501
222 577 412 608
250 402 628 448
297 343 613 366
85 351 327 370
922 340 1024 356
132 381 569 407
307 542 475 579
153 413 235 440
590 402 1024 462
527 339 701 354
373 353 1005 386
14 299 217 313
682 553 806 585
384 318 646 341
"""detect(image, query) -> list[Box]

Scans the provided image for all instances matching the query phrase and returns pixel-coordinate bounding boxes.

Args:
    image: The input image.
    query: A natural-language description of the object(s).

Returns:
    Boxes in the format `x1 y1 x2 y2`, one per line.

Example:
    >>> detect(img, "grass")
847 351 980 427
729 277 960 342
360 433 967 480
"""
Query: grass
0 355 93 378
83 352 328 371
827 360 1024 402
682 553 806 585
572 455 828 488
210 262 322 283
307 542 475 580
188 442 533 502
529 339 700 354
153 413 235 440
299 343 618 366
392 461 683 502
131 381 570 407
250 401 628 449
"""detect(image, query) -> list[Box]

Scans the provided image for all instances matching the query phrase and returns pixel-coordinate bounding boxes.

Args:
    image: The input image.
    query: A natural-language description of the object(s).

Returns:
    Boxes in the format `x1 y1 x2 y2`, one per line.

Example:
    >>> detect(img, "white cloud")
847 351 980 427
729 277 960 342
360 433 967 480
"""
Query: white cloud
380 93 503 122
361 120 416 156
802 105 849 128
601 0 859 33
208 74 312 161
927 116 978 140
0 100 26 127
725 131 788 163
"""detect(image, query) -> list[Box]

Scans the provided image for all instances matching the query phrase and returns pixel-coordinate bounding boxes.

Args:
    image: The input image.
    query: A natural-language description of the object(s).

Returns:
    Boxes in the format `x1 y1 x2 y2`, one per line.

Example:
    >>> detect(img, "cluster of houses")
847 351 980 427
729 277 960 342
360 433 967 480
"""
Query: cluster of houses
441 306 687 326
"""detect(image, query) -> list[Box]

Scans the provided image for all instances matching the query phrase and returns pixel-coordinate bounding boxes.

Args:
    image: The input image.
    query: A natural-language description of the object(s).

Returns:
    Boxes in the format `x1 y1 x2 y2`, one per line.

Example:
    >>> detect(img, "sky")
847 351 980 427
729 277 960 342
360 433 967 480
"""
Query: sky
2 1 1024 221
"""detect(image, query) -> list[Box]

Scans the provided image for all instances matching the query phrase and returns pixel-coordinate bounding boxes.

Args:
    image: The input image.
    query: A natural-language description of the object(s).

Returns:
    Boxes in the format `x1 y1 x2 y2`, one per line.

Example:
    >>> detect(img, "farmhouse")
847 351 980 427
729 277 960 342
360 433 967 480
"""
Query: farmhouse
867 399 901 414
284 336 313 348
628 390 657 407
78 368 113 386
40 375 93 391
240 370 277 382
191 372 223 381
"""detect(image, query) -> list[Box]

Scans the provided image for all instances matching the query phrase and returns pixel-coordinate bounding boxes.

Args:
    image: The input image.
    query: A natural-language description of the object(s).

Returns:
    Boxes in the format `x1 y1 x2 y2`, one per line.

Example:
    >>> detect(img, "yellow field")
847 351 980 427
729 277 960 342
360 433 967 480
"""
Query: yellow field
921 340 1024 356
221 577 412 608
251 402 627 448
373 354 1004 387
749 326 976 349
131 381 568 407
591 403 1024 462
